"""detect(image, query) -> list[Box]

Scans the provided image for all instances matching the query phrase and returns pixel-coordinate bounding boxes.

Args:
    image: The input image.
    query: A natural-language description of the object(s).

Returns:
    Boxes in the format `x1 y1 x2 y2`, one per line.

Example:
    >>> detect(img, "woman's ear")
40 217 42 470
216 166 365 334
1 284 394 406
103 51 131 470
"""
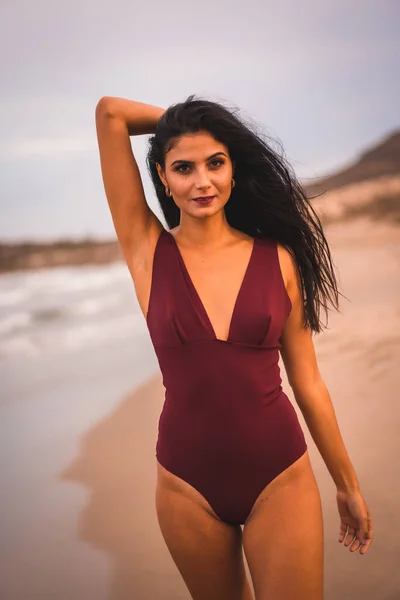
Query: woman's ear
156 162 167 187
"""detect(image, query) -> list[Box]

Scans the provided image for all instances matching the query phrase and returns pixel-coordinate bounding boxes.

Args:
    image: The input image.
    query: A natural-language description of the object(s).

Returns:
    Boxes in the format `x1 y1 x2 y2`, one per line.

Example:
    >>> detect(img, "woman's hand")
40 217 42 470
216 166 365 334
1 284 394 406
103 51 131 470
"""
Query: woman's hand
336 488 373 555
96 97 165 136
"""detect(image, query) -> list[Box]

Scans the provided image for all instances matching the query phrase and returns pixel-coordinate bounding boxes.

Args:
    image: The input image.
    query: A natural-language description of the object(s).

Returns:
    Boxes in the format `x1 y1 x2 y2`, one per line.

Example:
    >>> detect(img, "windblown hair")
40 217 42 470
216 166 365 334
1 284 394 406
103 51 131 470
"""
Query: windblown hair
146 94 341 333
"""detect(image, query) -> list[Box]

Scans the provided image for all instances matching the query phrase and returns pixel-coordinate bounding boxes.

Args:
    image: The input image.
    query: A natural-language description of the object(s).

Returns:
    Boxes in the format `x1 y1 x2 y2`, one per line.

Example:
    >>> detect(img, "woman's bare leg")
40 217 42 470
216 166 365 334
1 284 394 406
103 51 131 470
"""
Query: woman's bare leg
242 451 324 600
155 461 254 600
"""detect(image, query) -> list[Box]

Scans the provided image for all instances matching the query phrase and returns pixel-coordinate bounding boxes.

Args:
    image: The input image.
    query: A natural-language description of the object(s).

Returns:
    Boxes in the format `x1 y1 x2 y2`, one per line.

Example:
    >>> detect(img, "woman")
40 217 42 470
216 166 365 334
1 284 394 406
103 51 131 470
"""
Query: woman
95 94 373 600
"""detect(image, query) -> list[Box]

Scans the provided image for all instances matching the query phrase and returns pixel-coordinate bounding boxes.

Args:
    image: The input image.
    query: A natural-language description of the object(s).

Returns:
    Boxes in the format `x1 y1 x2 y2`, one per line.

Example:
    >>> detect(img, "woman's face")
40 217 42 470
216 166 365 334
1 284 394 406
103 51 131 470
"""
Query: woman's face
156 131 234 218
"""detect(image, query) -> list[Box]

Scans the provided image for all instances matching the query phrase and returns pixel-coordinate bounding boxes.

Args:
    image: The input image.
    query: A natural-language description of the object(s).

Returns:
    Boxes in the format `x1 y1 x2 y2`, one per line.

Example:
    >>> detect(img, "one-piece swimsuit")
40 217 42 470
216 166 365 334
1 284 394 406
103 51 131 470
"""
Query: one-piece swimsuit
146 228 307 525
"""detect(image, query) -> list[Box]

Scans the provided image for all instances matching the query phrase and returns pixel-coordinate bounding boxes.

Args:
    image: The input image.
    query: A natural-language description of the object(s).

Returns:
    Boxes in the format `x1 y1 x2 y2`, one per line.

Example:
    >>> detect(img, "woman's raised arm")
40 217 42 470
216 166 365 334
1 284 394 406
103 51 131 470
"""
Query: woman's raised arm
95 96 165 270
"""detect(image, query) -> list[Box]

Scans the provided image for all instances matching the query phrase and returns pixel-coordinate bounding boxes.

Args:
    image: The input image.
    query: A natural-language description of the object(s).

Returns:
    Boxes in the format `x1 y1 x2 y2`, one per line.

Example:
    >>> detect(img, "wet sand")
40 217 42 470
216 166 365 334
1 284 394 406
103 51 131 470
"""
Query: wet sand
1 217 399 599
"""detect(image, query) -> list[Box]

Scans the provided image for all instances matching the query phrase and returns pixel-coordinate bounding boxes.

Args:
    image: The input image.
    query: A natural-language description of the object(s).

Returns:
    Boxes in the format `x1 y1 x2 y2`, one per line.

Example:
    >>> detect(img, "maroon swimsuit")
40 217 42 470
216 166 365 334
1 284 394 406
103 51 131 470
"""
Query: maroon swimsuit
146 228 307 525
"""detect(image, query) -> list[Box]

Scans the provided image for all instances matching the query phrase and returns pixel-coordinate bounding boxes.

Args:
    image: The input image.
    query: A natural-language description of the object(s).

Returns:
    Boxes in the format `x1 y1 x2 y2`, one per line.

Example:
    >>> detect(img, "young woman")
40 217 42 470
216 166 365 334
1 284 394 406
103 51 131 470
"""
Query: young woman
95 94 373 600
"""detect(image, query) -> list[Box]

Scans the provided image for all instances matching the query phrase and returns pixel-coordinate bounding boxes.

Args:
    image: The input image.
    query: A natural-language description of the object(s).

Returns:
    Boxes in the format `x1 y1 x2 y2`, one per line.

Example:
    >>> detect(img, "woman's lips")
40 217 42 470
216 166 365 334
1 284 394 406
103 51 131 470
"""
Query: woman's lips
193 196 215 205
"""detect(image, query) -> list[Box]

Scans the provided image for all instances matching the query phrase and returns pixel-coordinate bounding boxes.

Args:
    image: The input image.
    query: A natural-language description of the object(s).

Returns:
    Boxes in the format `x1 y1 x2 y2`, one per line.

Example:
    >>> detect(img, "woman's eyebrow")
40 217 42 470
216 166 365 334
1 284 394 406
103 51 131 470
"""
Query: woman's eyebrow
170 151 228 166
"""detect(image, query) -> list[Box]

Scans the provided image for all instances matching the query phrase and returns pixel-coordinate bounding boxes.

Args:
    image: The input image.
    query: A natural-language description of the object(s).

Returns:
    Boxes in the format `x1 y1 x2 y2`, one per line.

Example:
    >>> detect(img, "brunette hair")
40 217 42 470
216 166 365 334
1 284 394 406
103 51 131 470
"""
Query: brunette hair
146 94 341 333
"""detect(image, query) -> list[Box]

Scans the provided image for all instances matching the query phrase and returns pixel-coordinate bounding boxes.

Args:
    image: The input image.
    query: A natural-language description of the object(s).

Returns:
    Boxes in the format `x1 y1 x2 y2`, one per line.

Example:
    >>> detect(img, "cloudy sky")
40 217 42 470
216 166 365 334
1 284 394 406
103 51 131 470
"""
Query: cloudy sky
0 0 399 241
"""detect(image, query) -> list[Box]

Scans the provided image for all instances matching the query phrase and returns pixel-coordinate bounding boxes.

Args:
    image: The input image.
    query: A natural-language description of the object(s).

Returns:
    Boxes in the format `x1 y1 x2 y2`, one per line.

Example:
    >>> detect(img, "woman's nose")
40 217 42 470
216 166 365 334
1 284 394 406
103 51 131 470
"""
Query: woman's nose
194 171 212 189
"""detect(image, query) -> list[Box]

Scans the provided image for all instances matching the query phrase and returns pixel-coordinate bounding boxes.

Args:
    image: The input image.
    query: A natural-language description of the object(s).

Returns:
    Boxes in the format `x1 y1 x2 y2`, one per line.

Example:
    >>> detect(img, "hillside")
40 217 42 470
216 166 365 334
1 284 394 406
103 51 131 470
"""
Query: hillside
303 130 400 226
305 131 400 197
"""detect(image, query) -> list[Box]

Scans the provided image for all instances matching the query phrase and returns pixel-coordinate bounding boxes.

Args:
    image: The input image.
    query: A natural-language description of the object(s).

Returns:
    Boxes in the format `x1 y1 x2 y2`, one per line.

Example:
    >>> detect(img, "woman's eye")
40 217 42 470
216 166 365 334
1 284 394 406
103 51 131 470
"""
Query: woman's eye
175 160 223 173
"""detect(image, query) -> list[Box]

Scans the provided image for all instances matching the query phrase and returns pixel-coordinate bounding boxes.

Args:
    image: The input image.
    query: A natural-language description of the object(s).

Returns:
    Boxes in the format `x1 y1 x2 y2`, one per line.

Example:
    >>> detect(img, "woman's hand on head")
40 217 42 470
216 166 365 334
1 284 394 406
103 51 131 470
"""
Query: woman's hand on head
336 488 373 555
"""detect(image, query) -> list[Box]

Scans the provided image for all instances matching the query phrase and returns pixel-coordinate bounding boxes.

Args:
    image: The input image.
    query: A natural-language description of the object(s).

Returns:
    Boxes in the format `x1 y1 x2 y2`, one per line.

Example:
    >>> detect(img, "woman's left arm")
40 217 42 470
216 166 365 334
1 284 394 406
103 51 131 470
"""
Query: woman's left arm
278 244 373 555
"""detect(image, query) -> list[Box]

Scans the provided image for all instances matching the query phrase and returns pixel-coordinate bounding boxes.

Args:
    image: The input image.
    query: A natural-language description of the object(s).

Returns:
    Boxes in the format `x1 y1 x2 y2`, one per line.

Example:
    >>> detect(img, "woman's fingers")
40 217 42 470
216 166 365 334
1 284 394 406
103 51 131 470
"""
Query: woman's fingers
350 535 362 552
340 513 373 554
338 521 348 543
339 524 370 554
356 511 373 554
337 493 373 555
344 526 356 546
360 534 372 554
359 513 373 554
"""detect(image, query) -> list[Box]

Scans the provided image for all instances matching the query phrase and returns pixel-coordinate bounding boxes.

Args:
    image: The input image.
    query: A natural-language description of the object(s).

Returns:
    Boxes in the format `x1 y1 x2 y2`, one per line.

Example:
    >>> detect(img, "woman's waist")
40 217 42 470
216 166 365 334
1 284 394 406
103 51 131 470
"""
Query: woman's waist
162 364 284 404
160 386 294 431
157 390 305 457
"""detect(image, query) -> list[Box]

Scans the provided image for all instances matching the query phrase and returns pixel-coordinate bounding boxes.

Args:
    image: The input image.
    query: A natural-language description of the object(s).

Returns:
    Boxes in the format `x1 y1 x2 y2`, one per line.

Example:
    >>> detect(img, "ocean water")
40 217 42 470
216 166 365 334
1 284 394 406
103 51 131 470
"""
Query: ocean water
0 259 160 423
0 261 150 361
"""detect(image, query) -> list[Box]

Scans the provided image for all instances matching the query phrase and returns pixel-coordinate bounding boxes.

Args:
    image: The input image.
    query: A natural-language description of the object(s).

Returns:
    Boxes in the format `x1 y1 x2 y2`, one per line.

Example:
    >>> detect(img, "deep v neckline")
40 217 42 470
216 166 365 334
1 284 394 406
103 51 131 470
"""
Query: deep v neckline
166 230 257 343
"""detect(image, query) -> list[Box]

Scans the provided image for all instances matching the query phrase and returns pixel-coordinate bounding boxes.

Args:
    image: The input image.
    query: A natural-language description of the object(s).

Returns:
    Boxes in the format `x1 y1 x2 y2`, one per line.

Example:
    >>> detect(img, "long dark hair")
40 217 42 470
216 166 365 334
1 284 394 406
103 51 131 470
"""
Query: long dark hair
146 94 341 333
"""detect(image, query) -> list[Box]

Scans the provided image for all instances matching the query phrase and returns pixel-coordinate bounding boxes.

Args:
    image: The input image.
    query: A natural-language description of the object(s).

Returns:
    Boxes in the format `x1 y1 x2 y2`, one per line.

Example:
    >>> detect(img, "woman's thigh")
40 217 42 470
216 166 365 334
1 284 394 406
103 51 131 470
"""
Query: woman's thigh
242 451 324 600
155 460 254 600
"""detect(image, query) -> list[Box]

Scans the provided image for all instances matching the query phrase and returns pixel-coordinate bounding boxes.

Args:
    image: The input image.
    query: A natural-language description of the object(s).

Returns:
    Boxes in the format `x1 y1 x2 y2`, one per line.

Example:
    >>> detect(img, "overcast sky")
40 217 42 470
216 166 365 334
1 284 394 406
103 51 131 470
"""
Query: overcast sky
0 0 399 241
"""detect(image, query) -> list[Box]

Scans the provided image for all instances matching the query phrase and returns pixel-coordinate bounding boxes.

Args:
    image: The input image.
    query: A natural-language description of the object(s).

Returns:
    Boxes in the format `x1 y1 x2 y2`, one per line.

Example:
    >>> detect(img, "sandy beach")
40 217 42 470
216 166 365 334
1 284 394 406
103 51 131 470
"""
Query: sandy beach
1 216 399 599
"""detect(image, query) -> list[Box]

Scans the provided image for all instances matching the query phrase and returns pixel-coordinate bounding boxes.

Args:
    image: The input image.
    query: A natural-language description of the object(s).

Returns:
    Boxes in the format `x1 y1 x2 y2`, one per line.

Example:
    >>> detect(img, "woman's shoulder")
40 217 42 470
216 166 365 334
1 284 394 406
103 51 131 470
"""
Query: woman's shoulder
276 241 299 291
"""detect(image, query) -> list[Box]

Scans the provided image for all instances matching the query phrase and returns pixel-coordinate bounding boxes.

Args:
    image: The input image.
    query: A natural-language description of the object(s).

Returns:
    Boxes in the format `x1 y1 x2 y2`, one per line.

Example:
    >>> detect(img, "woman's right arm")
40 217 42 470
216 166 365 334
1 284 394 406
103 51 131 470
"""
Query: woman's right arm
95 96 165 274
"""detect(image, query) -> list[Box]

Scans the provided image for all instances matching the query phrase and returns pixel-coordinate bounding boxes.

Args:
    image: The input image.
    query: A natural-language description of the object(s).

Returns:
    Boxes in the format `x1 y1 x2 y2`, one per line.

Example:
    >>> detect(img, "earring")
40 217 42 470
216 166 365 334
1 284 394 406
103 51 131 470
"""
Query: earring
231 178 235 188
165 186 171 197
